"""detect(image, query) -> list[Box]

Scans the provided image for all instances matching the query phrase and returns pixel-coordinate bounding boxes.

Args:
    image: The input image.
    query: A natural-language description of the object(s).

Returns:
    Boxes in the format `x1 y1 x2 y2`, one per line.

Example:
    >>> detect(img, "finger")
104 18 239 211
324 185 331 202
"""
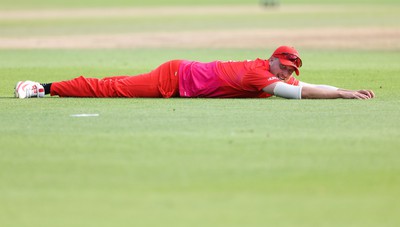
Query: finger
360 89 375 99
355 92 369 100
363 90 375 99
368 90 376 98
365 90 374 98
358 90 371 98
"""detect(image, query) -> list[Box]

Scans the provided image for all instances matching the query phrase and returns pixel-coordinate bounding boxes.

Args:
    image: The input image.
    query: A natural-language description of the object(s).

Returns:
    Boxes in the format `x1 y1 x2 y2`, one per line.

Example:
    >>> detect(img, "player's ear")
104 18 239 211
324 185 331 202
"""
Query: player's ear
268 58 274 67
269 57 278 66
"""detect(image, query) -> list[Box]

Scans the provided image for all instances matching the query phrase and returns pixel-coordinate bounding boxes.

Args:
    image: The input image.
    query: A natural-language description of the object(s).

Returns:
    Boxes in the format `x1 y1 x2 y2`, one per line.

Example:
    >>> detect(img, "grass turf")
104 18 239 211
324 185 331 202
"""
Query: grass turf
1 0 400 226
1 49 400 227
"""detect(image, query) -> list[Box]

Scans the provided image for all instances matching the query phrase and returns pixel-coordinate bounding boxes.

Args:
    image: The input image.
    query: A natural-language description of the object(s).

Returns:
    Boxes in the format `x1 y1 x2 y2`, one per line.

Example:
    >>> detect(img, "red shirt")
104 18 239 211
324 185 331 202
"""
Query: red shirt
178 59 299 98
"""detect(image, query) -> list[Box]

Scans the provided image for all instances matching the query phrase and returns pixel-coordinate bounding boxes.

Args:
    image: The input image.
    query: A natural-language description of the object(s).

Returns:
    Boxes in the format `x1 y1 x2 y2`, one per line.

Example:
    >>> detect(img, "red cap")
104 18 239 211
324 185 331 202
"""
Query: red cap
272 46 302 76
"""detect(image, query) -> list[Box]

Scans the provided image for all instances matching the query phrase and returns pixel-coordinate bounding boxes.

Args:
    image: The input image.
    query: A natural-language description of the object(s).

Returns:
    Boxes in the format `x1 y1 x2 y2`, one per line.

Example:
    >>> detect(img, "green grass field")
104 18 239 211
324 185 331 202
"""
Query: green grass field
1 1 400 227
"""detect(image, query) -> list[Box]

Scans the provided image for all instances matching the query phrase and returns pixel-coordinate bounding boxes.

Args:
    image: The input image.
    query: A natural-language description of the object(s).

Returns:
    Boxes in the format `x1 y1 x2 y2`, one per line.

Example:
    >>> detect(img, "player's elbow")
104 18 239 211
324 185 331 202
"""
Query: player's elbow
272 82 302 99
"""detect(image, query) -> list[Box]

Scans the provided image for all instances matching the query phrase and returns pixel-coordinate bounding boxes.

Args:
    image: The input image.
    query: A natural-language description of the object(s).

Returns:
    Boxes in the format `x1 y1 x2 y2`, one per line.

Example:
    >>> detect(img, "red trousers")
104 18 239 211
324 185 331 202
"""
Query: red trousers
51 60 183 98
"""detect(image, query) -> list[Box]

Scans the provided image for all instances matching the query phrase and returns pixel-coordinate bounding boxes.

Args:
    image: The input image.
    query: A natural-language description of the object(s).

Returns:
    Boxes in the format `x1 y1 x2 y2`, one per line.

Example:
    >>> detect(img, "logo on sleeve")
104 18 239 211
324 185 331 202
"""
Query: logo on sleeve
268 76 279 81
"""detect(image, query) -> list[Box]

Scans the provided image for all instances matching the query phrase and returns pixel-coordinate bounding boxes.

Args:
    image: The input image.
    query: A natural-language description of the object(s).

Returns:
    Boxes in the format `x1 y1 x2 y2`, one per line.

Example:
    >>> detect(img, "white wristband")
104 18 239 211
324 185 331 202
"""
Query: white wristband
273 82 302 99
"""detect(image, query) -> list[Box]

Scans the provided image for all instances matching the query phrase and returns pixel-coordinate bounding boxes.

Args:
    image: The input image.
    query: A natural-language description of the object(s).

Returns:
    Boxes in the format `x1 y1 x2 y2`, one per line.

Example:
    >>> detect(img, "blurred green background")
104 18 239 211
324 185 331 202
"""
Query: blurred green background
0 0 398 9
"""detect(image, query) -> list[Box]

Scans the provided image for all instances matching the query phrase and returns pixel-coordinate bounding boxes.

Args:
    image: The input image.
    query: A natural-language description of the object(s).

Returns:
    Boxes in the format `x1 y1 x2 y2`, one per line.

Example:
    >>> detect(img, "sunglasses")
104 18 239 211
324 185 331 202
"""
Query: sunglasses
277 53 302 68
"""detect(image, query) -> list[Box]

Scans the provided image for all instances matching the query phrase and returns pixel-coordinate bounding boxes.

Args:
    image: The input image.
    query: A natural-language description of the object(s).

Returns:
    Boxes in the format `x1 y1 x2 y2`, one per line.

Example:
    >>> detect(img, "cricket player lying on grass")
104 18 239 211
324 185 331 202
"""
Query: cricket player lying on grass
15 46 375 100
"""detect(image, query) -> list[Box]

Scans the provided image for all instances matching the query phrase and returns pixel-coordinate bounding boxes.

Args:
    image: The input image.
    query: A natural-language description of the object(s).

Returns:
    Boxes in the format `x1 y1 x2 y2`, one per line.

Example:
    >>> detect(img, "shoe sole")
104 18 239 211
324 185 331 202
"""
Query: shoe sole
14 81 26 99
14 81 21 98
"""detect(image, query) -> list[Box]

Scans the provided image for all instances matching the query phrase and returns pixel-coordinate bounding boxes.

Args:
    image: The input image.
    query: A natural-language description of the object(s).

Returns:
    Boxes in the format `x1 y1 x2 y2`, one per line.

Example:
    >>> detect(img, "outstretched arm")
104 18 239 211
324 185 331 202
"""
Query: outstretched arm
301 86 375 99
262 82 375 99
298 81 375 99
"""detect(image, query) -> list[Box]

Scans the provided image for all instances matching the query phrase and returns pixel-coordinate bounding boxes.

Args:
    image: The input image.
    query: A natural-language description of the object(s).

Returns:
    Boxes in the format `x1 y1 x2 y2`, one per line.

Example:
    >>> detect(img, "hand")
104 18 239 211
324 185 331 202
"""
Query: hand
357 89 375 99
340 89 375 99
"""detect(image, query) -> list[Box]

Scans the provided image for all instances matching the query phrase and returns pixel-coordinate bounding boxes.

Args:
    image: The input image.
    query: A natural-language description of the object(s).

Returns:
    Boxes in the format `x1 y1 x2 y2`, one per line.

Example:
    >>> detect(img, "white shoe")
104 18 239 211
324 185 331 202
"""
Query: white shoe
14 81 45 99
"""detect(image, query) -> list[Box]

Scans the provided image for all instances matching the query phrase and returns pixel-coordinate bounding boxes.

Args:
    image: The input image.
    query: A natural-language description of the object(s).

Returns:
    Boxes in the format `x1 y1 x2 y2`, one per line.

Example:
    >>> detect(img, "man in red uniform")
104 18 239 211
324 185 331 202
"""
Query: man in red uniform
14 46 375 100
